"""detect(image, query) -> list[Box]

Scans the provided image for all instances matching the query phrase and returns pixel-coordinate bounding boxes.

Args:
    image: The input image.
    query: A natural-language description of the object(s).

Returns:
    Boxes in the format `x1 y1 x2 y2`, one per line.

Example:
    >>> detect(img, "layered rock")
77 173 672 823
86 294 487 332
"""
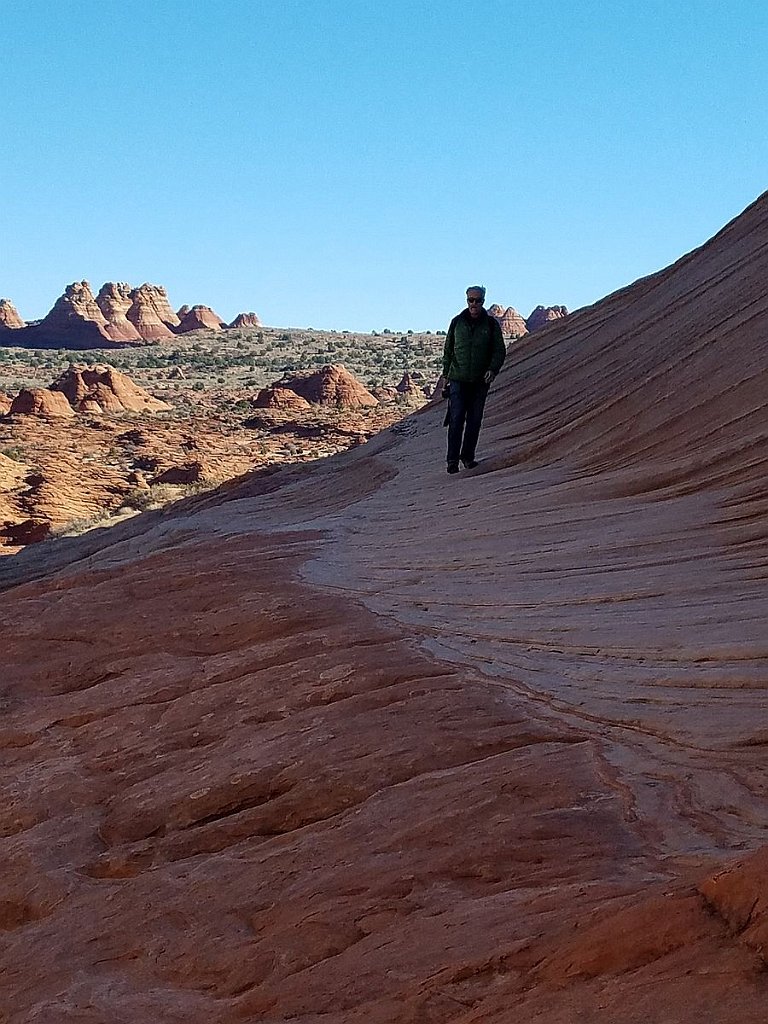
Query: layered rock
96 283 143 342
0 299 24 330
18 281 116 348
177 305 225 333
49 365 172 414
279 364 378 408
526 304 568 331
252 386 312 411
176 304 191 319
488 303 528 338
9 388 76 417
0 393 12 415
126 285 178 340
229 312 261 329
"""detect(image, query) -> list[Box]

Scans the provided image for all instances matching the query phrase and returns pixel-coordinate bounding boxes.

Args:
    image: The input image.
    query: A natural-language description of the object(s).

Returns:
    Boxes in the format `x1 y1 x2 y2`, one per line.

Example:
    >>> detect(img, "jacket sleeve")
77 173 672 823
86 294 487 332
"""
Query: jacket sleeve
489 318 506 374
442 317 456 378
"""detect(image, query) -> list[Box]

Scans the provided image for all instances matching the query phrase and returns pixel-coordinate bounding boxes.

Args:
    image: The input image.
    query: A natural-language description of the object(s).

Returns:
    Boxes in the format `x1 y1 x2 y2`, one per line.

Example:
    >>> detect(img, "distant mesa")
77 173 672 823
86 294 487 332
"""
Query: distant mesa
229 312 261 329
0 281 253 349
488 304 528 339
10 388 76 418
277 364 379 409
526 304 569 331
177 305 225 333
0 298 24 330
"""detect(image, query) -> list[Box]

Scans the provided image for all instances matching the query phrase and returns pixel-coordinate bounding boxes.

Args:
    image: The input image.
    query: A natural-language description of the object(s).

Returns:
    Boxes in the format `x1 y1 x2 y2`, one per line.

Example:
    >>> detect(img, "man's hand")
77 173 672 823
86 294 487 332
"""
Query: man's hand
441 384 450 400
483 370 496 385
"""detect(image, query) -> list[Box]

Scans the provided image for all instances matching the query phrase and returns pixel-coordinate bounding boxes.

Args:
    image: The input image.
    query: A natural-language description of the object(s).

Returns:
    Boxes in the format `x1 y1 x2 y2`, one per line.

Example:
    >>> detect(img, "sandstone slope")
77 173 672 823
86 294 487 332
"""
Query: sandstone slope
2 192 768 1022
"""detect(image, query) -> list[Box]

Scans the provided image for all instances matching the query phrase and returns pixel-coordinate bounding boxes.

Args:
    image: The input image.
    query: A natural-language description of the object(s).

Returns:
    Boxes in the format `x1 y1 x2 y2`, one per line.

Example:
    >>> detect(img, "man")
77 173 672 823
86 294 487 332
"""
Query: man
441 285 506 474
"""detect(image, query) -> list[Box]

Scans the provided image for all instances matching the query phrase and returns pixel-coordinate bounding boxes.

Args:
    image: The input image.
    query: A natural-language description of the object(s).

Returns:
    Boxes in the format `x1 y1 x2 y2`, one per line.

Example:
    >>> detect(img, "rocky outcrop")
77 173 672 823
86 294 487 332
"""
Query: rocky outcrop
0 299 24 330
176 305 191 319
1 518 51 545
395 372 427 402
177 305 225 333
96 283 143 342
150 461 207 485
49 365 172 414
43 281 108 332
488 303 528 338
9 388 76 418
526 304 568 331
371 385 399 403
14 281 116 348
252 386 313 411
229 312 261 329
279 364 378 408
0 393 12 415
126 285 177 340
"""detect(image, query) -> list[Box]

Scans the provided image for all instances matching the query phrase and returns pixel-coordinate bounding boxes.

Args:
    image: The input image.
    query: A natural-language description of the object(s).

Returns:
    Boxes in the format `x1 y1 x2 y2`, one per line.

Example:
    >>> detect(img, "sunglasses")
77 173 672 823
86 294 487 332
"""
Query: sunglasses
467 297 483 304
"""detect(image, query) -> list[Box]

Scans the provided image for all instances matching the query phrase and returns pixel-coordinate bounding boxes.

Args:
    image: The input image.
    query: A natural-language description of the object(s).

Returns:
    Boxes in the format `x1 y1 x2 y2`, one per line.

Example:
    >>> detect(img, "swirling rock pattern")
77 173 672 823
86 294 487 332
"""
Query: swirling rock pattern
2 192 768 1021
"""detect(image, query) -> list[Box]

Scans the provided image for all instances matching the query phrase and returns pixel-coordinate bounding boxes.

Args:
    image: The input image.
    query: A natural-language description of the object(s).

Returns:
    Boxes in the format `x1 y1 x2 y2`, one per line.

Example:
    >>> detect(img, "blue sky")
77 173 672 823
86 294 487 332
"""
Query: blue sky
2 0 767 331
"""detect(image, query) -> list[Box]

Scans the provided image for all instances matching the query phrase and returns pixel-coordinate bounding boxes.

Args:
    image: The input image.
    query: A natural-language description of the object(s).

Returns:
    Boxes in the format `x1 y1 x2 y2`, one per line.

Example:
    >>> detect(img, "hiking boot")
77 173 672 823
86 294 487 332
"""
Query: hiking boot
461 459 479 469
447 463 460 474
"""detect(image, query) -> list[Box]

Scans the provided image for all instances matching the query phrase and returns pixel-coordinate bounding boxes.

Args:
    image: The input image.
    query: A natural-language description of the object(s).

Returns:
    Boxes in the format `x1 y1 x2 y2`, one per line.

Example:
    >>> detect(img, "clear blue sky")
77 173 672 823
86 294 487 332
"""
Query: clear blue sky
2 0 767 332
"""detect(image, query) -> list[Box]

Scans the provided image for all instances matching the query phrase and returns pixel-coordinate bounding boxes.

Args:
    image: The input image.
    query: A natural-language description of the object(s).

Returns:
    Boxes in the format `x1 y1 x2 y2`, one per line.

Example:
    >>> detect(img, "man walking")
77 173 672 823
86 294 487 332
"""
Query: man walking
442 285 506 474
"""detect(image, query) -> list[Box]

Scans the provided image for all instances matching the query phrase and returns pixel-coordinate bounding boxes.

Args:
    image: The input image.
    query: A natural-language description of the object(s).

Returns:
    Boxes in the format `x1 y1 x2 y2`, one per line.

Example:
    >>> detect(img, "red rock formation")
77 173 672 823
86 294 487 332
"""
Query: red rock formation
526 304 568 331
488 303 528 338
0 393 12 415
394 371 427 402
9 388 76 417
176 304 191 319
49 365 172 414
371 385 398 403
252 385 312 411
280 364 378 408
0 299 24 329
18 281 115 348
126 284 178 340
229 312 261 329
96 283 143 342
177 305 225 332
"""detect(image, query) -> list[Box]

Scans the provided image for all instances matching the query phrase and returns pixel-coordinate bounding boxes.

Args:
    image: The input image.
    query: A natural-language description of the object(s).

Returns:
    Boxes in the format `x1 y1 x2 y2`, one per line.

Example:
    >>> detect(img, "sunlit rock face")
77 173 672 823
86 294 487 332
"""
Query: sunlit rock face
0 299 24 329
126 284 178 340
177 304 225 332
9 387 76 417
229 312 261 329
278 363 379 408
488 303 528 337
96 283 143 342
49 365 172 413
3 193 768 1021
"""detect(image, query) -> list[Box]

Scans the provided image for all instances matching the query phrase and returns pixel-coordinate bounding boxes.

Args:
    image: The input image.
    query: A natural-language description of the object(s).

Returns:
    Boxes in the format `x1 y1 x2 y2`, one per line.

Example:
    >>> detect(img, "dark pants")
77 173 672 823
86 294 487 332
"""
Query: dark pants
447 380 489 465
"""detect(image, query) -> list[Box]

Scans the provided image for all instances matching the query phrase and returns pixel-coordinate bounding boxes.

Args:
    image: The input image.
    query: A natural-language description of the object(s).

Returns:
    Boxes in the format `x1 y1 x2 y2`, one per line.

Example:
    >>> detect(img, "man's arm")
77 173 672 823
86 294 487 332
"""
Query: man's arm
442 318 456 379
489 318 506 374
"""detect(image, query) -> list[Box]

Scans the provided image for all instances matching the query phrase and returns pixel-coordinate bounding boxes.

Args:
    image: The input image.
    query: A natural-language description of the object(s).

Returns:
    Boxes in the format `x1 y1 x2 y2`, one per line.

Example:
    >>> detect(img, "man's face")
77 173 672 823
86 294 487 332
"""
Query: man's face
466 290 484 318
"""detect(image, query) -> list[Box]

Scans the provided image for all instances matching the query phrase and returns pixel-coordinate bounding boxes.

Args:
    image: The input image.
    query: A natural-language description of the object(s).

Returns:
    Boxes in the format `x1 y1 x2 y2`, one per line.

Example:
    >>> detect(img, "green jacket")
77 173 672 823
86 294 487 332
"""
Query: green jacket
442 309 506 383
